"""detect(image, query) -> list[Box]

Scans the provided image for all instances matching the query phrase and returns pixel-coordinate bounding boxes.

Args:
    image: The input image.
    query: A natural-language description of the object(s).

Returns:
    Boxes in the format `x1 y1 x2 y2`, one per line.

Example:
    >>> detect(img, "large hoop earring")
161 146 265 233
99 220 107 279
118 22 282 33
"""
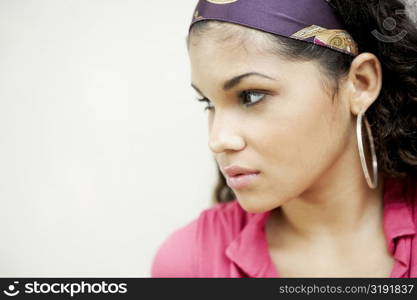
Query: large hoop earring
356 108 378 189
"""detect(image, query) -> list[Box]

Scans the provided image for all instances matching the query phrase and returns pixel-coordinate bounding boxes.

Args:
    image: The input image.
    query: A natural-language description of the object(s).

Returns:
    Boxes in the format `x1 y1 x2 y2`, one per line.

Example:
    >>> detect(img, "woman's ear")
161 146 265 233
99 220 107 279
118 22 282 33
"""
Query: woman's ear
345 52 383 115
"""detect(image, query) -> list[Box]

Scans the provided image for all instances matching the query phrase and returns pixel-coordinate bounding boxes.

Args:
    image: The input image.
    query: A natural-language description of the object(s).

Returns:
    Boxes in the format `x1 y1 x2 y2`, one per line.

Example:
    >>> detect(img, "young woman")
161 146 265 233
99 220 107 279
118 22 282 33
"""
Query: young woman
151 0 417 277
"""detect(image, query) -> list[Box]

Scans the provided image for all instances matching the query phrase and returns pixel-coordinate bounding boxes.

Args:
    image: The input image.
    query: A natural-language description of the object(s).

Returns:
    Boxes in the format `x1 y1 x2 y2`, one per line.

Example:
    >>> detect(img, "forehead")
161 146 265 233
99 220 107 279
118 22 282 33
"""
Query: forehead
188 32 284 84
189 24 274 60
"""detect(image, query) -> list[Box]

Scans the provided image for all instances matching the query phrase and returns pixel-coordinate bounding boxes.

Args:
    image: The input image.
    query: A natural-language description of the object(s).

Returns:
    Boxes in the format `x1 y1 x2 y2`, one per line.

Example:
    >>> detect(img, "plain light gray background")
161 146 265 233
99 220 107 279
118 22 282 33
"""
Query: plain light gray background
0 0 214 277
0 0 415 277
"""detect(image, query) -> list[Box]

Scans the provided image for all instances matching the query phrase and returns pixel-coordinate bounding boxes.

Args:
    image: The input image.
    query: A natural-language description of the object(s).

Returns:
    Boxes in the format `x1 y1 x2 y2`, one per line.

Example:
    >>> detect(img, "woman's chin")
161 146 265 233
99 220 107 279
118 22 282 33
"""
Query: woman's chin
235 196 280 214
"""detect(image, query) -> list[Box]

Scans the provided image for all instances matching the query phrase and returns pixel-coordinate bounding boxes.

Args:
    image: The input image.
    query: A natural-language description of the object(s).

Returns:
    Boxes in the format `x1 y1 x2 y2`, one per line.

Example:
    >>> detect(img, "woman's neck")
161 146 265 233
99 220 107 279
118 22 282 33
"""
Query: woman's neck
269 143 386 242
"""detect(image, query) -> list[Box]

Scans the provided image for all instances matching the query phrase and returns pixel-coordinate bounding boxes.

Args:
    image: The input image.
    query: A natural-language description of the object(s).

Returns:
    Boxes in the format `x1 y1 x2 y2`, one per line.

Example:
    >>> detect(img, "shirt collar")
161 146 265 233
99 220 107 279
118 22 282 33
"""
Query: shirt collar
383 176 416 276
225 210 277 277
383 176 416 248
225 177 416 278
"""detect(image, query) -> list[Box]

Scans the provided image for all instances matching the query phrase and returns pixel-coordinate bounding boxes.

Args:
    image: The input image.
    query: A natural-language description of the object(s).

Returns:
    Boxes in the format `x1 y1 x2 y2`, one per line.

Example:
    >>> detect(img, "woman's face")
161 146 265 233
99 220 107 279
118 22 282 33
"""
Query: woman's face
188 26 354 213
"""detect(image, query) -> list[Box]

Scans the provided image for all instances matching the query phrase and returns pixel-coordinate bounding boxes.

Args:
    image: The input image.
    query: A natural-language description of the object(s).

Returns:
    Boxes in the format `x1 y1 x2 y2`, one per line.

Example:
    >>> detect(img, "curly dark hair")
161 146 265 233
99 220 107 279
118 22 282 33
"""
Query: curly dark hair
188 0 417 204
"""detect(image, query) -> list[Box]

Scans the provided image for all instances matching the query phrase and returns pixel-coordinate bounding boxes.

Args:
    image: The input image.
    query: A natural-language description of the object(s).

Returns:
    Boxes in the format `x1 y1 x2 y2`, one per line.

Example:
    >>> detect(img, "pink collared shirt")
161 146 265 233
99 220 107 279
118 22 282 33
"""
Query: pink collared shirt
151 177 417 277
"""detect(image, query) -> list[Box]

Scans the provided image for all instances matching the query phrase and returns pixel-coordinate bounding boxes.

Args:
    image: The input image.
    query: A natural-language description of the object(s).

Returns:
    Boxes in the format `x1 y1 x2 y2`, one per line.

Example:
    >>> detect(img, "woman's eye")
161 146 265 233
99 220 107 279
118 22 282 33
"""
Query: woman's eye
195 90 266 112
240 91 266 107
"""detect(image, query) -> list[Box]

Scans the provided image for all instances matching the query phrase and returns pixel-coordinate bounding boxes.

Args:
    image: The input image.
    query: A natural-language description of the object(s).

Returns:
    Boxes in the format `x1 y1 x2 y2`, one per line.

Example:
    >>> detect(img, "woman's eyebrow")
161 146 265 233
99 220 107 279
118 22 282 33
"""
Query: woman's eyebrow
223 72 276 91
191 72 277 95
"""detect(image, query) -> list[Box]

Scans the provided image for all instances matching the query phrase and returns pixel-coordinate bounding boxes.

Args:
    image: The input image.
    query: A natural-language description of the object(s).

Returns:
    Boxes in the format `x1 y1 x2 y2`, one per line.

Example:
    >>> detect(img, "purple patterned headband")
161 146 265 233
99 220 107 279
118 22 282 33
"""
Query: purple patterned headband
189 0 359 56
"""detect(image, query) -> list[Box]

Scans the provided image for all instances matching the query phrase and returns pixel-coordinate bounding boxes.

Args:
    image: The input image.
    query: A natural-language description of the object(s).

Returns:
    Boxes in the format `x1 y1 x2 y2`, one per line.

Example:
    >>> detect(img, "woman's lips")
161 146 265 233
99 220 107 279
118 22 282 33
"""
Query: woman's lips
226 172 260 189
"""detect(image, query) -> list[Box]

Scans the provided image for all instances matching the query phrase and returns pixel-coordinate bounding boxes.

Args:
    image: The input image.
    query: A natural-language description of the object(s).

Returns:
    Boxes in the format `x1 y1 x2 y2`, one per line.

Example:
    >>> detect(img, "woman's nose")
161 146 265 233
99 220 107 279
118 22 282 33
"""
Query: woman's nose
208 112 245 154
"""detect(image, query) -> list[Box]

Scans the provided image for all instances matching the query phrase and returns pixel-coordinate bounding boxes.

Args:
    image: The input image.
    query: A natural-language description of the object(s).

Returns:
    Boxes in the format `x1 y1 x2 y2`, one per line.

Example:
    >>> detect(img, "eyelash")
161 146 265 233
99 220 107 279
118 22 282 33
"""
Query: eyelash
197 90 266 111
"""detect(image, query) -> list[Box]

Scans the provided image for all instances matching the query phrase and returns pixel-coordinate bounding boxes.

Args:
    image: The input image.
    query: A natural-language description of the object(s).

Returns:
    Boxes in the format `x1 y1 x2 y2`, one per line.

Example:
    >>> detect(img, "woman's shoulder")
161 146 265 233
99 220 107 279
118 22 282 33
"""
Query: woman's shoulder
384 176 417 229
398 176 417 216
150 200 249 277
407 176 417 224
